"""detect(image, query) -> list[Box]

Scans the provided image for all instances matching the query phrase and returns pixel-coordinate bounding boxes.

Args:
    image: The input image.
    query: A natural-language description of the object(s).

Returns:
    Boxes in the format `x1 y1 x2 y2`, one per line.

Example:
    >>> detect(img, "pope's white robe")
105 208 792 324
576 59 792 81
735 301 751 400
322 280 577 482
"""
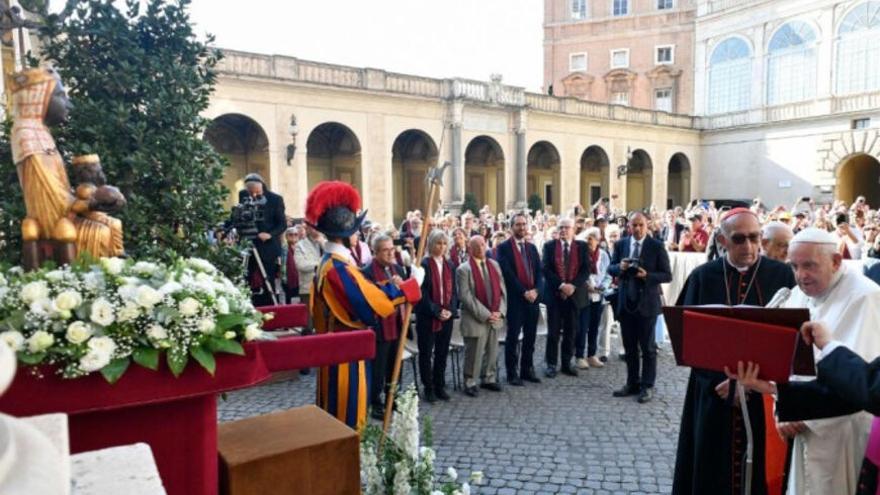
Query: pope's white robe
780 266 880 495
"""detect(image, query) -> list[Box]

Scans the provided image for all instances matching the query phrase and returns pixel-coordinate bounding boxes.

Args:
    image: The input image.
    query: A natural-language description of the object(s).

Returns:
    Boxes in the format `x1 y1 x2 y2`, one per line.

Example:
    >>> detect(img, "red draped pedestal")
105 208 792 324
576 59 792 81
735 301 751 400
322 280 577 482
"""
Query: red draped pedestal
0 305 375 495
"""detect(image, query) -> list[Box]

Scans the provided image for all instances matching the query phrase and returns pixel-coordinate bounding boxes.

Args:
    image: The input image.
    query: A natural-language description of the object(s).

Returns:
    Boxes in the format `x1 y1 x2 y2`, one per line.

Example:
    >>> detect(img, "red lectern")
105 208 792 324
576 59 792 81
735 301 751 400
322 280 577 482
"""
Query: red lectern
0 304 375 495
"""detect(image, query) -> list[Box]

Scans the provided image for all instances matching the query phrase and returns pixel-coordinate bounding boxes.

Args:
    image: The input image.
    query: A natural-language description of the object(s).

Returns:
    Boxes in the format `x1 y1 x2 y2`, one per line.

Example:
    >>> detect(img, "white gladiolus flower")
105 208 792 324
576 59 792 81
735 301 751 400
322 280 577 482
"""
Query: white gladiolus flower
87 336 117 356
135 285 162 308
244 323 262 341
116 304 140 323
54 290 83 311
392 461 411 495
65 321 93 344
0 331 25 351
460 482 471 495
79 350 111 372
146 324 168 341
101 257 125 274
216 297 230 315
447 467 458 482
178 297 201 317
89 298 116 326
197 318 215 334
0 272 6 286
27 330 54 353
21 281 49 304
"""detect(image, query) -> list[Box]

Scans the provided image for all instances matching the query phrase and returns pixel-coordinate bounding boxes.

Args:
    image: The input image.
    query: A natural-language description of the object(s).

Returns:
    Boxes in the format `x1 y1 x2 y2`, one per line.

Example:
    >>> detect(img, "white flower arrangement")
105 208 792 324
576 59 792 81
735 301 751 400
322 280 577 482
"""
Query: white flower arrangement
360 387 482 495
0 256 265 383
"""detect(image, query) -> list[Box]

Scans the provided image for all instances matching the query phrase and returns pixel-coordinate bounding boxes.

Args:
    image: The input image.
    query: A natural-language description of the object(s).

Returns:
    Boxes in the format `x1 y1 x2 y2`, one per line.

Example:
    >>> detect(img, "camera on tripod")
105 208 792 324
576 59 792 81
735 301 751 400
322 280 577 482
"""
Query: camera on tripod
230 195 267 241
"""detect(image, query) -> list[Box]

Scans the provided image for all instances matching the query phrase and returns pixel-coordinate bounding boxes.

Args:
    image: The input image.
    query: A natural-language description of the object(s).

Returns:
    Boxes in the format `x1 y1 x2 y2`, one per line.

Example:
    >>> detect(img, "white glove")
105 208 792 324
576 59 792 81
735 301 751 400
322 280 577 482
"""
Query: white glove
410 266 425 287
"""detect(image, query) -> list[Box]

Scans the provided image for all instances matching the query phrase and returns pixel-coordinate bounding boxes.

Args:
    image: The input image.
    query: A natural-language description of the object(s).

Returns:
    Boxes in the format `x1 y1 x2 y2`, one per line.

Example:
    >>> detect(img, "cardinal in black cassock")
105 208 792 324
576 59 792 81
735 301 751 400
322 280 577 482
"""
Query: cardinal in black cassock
673 208 796 495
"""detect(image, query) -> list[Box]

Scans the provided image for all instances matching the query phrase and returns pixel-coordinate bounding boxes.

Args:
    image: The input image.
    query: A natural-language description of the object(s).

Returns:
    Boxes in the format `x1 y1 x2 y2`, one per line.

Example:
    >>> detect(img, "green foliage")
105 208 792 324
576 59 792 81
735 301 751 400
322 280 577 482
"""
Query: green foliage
0 0 240 277
461 193 478 216
527 193 543 213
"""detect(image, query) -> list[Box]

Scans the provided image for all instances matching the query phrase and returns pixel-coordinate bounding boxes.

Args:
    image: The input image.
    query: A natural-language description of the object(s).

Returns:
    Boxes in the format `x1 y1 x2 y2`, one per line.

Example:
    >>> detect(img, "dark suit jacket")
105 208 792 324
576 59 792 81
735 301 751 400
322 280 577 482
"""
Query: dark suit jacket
777 345 880 421
541 239 589 305
415 257 459 320
495 238 544 305
608 235 671 317
237 189 287 261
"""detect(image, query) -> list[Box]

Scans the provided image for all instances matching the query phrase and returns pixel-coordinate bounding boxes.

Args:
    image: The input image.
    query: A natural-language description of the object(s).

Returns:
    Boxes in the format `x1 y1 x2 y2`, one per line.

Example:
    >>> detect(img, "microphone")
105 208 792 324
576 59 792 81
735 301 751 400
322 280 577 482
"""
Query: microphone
765 287 792 308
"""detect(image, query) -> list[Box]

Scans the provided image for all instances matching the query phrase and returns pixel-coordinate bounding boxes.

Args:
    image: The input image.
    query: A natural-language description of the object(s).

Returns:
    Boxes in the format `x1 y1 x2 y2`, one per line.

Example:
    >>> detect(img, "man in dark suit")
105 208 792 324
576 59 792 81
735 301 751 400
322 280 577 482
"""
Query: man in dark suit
542 217 590 378
496 212 544 385
237 173 287 306
361 234 408 419
608 211 671 403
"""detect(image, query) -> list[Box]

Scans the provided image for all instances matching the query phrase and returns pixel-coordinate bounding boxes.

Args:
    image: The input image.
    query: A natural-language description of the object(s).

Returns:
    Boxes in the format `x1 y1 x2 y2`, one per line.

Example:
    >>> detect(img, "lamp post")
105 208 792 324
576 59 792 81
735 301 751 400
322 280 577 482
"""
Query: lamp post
617 146 633 178
285 115 298 166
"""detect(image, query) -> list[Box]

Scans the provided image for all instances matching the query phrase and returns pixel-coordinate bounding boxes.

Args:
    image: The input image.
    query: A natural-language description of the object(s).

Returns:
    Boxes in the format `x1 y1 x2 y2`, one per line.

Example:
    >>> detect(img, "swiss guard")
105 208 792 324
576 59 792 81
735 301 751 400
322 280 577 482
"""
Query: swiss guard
305 181 422 429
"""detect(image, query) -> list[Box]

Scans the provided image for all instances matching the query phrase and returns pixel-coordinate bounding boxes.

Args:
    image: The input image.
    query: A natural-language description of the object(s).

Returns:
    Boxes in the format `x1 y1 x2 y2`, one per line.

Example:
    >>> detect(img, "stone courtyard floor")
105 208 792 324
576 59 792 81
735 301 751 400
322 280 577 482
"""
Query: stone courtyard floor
219 334 688 495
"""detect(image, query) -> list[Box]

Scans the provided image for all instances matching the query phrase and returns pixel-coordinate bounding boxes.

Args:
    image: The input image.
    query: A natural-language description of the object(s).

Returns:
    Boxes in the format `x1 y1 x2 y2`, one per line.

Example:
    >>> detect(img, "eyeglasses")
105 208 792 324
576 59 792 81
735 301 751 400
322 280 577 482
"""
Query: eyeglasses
729 232 761 245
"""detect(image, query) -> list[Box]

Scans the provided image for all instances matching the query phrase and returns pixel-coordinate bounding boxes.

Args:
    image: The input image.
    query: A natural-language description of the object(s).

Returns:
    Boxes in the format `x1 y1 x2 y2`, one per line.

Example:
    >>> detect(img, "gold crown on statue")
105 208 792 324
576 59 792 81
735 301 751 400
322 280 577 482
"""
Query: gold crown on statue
7 67 58 92
71 154 100 166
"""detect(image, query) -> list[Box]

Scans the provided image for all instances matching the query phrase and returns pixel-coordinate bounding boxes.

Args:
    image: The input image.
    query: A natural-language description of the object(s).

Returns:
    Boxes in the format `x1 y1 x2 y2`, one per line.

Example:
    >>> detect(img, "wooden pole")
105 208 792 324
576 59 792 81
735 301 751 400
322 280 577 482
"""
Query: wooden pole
379 173 440 449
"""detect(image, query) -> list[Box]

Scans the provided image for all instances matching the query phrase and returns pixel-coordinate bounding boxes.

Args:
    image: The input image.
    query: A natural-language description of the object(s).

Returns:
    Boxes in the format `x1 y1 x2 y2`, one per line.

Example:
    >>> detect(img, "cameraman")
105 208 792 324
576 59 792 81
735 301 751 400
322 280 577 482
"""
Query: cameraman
238 173 287 306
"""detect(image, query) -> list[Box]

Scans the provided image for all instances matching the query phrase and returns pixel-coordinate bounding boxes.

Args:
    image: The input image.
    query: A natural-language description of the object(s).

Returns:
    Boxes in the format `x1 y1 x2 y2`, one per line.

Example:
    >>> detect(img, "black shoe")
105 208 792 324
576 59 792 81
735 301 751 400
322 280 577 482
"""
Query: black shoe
637 388 654 403
523 369 542 383
424 389 437 403
370 406 385 420
544 366 558 378
561 366 578 377
612 385 640 397
464 386 479 397
435 388 451 401
480 382 502 392
508 376 524 386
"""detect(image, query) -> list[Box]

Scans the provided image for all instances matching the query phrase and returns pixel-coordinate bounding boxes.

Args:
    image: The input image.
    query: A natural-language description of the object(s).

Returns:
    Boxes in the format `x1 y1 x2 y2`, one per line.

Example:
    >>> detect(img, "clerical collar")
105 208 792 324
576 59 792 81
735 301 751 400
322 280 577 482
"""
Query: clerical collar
808 266 846 307
725 254 755 273
324 241 352 262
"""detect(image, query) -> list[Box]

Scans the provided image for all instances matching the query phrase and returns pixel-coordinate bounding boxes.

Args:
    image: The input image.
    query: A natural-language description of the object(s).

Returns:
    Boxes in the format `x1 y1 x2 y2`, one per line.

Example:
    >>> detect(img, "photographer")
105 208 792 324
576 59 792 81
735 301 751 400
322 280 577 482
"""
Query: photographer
835 211 864 260
236 173 287 306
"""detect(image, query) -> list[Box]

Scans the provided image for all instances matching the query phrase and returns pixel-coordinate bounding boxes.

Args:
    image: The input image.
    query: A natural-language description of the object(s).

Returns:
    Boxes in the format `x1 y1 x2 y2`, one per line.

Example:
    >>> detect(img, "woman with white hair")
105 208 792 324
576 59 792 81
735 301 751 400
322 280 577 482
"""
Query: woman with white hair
575 227 611 369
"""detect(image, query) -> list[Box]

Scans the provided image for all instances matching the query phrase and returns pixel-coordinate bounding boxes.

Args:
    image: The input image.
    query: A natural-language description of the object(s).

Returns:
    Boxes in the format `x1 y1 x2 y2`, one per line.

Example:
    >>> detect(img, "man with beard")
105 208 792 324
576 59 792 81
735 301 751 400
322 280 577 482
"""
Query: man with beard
673 208 796 495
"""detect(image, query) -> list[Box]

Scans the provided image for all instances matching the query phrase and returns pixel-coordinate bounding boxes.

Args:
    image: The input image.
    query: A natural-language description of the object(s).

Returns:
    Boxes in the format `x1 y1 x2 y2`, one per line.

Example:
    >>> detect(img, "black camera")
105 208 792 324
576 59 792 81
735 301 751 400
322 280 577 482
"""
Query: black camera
835 213 849 226
623 258 640 275
230 195 267 240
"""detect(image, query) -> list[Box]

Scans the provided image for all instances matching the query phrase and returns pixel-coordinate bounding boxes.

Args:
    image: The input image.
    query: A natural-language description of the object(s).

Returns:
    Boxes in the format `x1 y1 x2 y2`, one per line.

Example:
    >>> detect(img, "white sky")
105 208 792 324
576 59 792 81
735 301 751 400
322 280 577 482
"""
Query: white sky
188 0 546 91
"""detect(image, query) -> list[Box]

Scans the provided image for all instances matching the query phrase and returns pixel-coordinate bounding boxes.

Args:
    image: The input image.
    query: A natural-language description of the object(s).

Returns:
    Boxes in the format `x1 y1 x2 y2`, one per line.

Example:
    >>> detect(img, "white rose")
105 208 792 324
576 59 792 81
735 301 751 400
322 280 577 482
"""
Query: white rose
216 297 230 315
83 272 105 291
194 272 212 283
223 331 235 339
244 323 262 341
101 257 125 275
0 331 25 351
65 321 93 344
469 471 484 485
197 318 215 334
87 336 117 355
187 258 216 273
146 324 168 341
89 298 116 326
45 269 64 282
21 281 49 304
79 350 111 372
116 303 140 323
54 290 83 311
132 261 159 275
447 467 458 482
28 298 51 315
158 281 183 296
178 297 201 317
135 285 162 309
117 284 139 302
26 330 54 353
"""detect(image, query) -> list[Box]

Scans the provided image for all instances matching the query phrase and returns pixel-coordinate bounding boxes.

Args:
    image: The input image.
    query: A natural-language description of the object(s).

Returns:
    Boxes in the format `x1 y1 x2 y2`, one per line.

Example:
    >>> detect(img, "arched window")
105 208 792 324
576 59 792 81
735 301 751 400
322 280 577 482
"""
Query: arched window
708 37 752 114
767 21 817 105
836 1 880 95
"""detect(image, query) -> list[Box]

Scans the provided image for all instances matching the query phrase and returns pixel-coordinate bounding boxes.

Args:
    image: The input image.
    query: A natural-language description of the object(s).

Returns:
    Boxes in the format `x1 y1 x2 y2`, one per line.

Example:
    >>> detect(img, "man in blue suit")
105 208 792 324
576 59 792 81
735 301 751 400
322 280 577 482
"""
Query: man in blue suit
496 212 545 385
608 212 672 403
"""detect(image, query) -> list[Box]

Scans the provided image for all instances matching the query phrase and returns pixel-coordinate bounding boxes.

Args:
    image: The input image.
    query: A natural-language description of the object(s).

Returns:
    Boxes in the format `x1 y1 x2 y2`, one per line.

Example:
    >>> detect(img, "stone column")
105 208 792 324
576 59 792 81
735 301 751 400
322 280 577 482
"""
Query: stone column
445 100 465 214
513 110 528 210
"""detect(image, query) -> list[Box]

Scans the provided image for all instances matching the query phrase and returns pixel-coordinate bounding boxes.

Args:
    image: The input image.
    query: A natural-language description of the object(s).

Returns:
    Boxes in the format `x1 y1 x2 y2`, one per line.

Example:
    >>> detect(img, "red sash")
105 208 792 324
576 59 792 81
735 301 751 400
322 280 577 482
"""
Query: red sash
511 239 534 290
428 257 453 332
450 245 466 266
286 246 298 288
469 257 502 312
370 262 401 341
554 240 580 282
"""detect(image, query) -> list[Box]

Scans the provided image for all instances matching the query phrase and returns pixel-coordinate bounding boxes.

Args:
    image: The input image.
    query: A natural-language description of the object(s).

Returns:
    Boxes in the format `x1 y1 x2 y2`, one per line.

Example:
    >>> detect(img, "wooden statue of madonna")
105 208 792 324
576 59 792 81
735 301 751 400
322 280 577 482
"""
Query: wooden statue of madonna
10 67 125 269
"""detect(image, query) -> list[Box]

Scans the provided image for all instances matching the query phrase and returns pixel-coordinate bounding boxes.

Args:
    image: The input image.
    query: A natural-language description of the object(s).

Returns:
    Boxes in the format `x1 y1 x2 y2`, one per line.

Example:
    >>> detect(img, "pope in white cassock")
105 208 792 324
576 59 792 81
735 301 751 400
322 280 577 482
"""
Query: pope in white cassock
775 228 880 495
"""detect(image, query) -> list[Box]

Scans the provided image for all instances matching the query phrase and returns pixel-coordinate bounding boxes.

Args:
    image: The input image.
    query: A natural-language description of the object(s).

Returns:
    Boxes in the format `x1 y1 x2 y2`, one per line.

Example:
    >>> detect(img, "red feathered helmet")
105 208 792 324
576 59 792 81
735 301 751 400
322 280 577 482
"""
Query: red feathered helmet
304 181 368 240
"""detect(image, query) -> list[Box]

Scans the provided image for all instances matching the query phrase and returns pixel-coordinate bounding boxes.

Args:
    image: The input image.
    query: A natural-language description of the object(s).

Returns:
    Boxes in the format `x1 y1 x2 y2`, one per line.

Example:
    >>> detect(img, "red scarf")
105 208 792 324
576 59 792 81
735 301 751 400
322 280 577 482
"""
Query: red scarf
286 246 298 288
554 239 580 282
469 257 501 312
589 245 599 275
428 257 453 332
350 243 362 266
450 245 467 266
510 239 534 290
370 262 401 341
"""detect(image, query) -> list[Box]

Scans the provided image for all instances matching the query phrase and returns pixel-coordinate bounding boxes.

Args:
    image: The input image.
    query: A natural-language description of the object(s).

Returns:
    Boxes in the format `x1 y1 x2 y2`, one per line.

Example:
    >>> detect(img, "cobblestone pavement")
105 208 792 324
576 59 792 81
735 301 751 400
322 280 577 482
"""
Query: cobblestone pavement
219 334 688 495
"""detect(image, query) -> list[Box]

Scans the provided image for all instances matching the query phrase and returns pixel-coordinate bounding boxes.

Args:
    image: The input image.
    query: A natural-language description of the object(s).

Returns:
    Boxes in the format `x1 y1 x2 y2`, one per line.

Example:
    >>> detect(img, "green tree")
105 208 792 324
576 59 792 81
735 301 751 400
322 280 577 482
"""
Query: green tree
0 0 239 275
461 193 479 216
527 193 543 213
